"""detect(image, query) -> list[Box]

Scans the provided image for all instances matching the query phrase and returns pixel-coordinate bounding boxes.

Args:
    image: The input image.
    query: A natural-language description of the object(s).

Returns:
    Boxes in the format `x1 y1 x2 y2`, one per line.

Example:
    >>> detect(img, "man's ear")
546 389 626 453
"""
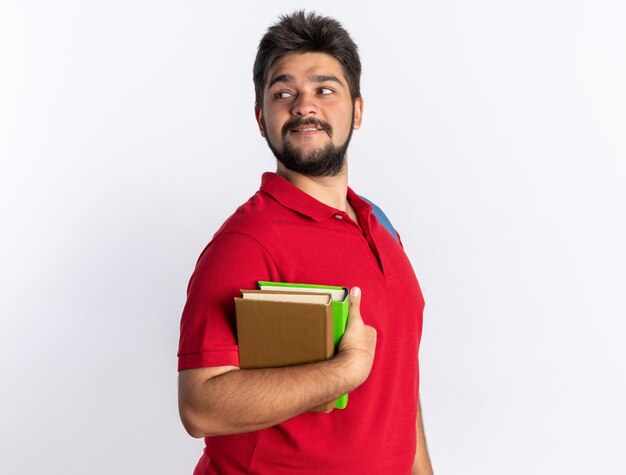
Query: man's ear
353 96 364 130
254 106 265 137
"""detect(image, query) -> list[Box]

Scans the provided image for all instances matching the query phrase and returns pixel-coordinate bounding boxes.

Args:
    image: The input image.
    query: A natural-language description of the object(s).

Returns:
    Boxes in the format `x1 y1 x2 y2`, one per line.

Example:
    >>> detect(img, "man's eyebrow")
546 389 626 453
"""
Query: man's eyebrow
310 75 342 85
268 74 295 88
267 74 344 88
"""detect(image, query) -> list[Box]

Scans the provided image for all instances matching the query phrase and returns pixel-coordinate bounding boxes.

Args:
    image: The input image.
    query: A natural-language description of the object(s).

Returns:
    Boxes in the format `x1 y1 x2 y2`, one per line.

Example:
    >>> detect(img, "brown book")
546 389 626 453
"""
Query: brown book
235 290 336 412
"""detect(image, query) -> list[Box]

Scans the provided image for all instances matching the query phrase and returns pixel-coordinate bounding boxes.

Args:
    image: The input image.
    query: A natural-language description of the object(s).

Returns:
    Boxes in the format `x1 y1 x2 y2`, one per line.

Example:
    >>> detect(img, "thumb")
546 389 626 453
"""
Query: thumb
348 287 362 322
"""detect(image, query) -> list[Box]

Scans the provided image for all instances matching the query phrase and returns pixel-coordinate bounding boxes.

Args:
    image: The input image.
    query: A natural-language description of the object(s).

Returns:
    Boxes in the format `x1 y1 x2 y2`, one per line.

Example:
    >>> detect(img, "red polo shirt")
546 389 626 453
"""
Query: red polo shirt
178 172 425 474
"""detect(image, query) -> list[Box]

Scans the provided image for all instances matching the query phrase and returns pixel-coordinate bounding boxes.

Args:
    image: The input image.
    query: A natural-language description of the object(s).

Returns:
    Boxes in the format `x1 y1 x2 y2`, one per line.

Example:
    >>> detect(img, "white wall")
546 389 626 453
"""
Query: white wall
1 1 624 473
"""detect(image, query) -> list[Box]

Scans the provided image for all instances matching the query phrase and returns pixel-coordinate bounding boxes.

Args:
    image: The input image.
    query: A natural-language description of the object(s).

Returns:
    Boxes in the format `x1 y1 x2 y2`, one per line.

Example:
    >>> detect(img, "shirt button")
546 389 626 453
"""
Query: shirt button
335 214 343 219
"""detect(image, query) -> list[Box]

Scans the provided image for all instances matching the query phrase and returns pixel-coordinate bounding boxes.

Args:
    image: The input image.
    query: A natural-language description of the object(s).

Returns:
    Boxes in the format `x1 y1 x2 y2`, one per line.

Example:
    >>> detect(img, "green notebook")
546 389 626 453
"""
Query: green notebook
257 281 350 410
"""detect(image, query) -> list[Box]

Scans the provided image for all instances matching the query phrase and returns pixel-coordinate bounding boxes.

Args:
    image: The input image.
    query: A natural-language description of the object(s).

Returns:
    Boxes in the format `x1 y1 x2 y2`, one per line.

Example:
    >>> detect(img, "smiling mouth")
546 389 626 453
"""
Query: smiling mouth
291 126 322 133
283 119 333 138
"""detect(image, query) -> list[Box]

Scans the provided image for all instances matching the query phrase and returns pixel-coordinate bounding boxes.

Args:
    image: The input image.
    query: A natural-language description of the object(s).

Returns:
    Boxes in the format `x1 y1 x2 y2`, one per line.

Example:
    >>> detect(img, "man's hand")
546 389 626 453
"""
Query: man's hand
337 286 377 388
178 286 377 437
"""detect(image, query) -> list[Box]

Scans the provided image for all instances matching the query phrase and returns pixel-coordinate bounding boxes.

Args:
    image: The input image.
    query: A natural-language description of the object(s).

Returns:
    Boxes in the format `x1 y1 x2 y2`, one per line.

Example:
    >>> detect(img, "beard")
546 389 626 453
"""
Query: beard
262 113 355 177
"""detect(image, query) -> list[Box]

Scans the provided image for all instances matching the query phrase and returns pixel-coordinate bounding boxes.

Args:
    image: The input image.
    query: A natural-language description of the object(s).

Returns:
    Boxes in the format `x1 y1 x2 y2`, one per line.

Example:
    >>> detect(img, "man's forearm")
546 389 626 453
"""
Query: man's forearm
181 350 365 437
413 396 434 475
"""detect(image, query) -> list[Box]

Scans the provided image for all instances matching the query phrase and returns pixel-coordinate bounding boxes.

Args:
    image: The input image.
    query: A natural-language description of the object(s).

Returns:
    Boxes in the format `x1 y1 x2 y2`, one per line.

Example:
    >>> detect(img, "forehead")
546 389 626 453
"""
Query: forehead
266 53 347 87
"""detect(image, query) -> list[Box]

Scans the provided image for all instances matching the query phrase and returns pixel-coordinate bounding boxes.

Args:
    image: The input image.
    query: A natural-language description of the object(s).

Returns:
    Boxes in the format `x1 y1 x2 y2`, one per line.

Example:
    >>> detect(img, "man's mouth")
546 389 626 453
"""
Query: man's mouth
292 126 322 133
283 119 332 138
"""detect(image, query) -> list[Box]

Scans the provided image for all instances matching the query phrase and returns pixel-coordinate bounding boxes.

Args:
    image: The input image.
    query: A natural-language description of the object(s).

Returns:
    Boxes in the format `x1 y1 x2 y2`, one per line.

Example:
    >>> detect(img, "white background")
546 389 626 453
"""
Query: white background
1 1 625 474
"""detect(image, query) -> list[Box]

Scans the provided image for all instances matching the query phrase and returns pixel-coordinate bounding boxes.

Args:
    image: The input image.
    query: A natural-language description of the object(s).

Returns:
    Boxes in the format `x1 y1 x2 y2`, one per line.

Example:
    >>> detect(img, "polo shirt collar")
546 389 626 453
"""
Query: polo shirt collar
260 172 372 222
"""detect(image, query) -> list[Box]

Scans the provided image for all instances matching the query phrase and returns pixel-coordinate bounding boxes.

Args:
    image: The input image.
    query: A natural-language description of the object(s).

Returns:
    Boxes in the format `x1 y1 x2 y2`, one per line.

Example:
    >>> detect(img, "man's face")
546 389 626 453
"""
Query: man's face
255 53 363 177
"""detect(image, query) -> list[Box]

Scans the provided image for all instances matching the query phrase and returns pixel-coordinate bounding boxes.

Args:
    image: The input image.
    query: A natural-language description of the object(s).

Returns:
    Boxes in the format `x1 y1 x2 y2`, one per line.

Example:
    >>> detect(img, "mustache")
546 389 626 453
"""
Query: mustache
281 118 333 138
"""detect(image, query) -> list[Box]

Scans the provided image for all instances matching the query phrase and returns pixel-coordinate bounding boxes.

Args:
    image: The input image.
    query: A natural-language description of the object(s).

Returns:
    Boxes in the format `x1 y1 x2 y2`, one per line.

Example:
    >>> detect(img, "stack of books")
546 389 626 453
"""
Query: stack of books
235 281 350 412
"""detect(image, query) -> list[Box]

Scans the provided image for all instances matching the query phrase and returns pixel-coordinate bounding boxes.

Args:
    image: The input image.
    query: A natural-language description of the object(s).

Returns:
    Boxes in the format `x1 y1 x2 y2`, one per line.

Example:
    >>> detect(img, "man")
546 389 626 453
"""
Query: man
178 11 433 474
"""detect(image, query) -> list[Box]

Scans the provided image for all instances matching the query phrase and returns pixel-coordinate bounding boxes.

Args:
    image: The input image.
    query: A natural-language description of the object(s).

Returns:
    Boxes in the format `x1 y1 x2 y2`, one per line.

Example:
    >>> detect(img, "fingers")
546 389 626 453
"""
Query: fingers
344 286 376 345
338 286 377 388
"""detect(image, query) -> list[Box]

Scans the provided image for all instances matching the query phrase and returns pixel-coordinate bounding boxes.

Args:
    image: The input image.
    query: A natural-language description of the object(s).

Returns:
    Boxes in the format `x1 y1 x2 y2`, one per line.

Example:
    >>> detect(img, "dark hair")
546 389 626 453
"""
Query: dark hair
253 10 361 107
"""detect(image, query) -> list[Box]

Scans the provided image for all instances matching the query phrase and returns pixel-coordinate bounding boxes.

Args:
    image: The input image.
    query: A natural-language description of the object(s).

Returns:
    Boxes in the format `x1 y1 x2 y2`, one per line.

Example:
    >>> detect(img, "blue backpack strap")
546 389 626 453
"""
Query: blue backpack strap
359 196 399 242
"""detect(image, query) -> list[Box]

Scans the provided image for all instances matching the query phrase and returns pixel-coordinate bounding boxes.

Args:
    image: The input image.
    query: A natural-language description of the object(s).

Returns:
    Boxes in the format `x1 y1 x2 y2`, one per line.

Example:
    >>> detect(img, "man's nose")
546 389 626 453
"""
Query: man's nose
291 92 318 117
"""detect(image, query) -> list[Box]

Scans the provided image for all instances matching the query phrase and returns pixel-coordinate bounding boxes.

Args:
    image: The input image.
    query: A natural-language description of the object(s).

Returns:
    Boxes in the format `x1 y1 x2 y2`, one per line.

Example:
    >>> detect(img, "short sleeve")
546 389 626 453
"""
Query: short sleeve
177 232 282 371
395 229 405 250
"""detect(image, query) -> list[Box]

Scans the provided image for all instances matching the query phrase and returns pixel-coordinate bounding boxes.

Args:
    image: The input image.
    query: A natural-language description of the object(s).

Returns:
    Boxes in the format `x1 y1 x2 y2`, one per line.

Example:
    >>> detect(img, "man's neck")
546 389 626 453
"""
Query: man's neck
276 162 350 213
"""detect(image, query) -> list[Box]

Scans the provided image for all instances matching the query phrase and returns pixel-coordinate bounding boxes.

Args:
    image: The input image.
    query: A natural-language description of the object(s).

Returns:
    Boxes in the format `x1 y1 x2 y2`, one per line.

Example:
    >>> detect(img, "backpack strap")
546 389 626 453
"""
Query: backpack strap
359 196 399 242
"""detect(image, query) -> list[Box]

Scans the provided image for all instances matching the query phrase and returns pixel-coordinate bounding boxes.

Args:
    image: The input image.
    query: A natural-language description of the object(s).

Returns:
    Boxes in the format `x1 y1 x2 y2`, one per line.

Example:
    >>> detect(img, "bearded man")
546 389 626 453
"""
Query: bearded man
178 11 433 475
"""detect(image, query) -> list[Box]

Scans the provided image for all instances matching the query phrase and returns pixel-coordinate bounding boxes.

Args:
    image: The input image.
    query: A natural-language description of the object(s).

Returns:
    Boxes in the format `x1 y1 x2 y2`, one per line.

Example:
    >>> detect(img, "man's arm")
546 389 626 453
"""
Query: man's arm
412 395 434 475
178 287 376 437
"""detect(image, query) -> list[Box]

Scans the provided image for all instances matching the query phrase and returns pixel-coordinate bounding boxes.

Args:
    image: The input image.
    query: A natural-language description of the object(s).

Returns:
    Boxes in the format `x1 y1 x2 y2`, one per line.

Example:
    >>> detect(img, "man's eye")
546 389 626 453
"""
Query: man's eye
319 87 333 95
274 91 292 99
